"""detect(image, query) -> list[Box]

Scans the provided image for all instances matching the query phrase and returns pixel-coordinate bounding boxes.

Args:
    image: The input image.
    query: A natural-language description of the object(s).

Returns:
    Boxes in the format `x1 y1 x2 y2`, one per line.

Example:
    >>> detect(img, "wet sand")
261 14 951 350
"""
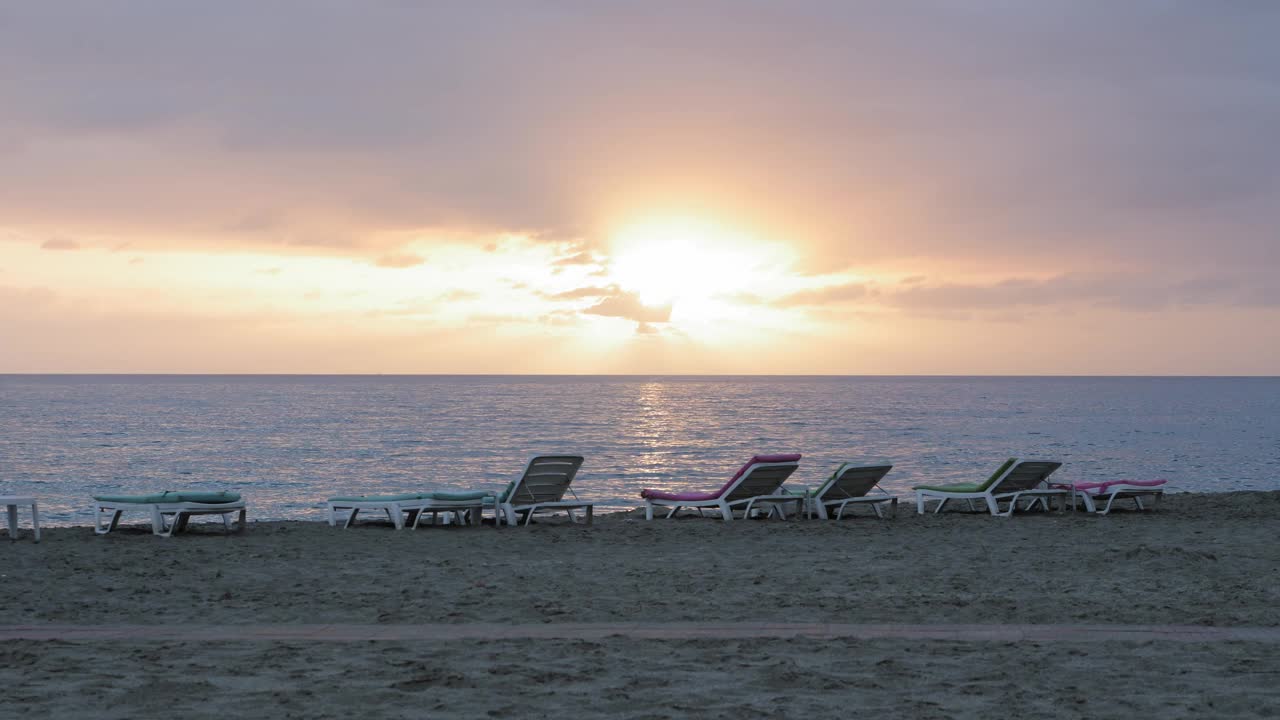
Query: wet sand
3 491 1279 718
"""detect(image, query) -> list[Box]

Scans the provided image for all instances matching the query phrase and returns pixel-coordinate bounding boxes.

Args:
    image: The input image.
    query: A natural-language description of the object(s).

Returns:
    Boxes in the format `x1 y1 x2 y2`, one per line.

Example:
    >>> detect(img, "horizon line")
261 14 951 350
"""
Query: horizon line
2 372 1278 379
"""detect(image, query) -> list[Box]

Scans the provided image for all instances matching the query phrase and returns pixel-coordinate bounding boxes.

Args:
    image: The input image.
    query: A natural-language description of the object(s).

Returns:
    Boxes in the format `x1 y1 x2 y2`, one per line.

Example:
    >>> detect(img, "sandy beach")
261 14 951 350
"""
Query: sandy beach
4 491 1279 718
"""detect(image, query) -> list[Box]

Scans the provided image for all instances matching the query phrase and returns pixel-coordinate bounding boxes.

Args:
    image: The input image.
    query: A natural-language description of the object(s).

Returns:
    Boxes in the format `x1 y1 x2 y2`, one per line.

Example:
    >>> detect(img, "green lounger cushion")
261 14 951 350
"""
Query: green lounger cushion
94 491 242 504
327 493 426 503
914 458 1018 493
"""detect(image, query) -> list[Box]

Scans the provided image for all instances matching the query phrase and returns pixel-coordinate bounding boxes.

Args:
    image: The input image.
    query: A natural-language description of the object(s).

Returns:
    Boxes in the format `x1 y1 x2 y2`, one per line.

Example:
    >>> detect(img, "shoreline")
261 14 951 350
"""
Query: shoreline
13 487 1274 529
16 487 1277 529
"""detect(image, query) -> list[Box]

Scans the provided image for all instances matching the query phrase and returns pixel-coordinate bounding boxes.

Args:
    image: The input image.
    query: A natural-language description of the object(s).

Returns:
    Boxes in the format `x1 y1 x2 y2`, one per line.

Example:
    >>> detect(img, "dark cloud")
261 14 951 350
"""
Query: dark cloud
582 288 672 325
40 237 80 250
775 283 871 307
885 272 1280 313
0 2 1277 275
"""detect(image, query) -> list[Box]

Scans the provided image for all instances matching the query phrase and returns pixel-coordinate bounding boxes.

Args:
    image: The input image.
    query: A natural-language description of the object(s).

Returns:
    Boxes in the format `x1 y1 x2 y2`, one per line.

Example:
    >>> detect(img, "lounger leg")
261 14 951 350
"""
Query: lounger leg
96 507 121 535
6 504 16 540
719 502 733 522
644 502 654 521
327 504 336 527
915 492 925 515
584 505 593 525
236 507 246 532
933 498 948 514
345 508 359 529
985 496 1002 517
151 506 166 536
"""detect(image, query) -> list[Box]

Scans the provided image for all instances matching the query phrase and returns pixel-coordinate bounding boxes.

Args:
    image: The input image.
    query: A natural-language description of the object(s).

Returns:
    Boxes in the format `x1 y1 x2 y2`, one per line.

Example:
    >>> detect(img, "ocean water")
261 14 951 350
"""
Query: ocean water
2 375 1278 526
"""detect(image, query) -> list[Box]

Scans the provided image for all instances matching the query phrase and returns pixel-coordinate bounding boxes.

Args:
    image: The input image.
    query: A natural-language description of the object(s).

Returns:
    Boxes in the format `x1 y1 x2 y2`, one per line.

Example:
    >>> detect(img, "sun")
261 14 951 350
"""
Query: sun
608 217 764 311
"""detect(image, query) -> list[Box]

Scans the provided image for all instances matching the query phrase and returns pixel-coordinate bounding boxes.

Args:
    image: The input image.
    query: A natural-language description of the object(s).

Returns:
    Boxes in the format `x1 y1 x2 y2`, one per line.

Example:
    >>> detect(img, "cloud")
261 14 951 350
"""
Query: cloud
40 237 80 251
374 253 425 269
547 285 614 300
775 282 871 307
582 288 672 325
552 251 599 267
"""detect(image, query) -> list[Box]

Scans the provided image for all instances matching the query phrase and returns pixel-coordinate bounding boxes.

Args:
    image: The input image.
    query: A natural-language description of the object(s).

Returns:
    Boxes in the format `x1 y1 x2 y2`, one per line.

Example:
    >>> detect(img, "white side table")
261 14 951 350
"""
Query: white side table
1 496 40 542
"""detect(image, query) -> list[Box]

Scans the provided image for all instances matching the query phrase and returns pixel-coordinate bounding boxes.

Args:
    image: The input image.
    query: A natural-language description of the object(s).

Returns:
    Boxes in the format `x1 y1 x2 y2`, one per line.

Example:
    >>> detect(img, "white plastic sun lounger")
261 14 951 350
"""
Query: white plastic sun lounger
1056 480 1167 515
914 459 1066 517
491 455 592 527
640 454 803 521
789 461 897 519
93 491 246 537
326 491 494 529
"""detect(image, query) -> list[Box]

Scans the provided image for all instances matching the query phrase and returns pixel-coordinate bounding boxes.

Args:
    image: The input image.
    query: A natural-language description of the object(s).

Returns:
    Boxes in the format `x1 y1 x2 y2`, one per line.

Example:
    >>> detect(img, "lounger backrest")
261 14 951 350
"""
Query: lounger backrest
507 455 585 505
721 458 801 503
818 462 893 500
990 460 1062 494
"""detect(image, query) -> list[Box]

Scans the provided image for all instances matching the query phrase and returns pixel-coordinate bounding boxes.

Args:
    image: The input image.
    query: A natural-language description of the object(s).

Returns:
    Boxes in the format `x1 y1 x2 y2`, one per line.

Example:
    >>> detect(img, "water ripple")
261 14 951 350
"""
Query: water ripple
1 375 1278 525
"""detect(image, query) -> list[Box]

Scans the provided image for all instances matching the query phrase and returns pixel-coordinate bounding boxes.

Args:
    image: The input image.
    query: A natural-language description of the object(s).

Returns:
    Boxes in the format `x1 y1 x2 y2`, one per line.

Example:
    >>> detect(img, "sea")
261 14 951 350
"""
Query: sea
2 375 1278 526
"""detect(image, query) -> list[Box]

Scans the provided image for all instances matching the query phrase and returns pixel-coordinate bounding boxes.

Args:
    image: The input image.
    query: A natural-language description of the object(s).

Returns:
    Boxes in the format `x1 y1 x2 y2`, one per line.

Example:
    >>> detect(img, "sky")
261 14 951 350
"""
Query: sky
2 1 1278 374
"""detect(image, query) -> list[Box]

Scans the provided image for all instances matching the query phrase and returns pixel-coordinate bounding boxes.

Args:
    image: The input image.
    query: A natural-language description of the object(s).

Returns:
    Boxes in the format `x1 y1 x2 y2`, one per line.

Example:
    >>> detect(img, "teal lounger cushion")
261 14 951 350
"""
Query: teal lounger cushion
496 480 517 503
329 492 492 503
327 493 425 503
914 458 1018 493
429 491 492 502
93 491 242 504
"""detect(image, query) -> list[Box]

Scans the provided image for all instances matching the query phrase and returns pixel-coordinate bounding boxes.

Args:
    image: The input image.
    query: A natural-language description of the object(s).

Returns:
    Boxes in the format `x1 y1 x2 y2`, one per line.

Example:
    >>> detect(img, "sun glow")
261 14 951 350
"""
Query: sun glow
607 218 777 321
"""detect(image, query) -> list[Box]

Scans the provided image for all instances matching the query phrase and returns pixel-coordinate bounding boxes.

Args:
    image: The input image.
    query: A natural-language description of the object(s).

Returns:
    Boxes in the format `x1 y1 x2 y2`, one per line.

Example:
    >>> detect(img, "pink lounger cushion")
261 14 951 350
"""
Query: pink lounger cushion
1051 479 1167 494
639 453 803 501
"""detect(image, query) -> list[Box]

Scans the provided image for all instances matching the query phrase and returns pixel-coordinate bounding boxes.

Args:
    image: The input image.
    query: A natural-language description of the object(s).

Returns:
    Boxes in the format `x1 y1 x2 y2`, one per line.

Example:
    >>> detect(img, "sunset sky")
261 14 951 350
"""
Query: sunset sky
2 2 1278 374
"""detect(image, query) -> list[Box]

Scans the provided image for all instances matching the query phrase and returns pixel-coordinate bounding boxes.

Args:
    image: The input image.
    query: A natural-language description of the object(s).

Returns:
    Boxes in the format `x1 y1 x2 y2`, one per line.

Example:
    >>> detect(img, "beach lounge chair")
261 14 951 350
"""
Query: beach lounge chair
325 491 493 530
1055 479 1167 515
788 461 897 519
914 459 1065 517
640 454 803 521
491 454 592 527
92 491 246 537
